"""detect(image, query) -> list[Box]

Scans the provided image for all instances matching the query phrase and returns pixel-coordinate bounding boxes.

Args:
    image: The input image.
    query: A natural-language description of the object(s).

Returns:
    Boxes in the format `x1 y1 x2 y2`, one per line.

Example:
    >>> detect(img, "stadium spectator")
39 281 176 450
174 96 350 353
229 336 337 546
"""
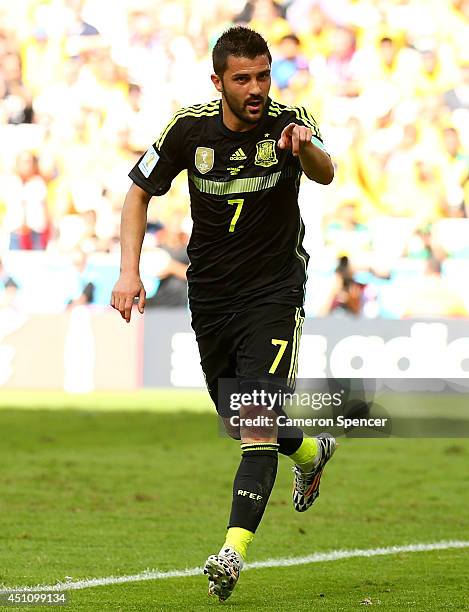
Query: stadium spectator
439 127 469 217
326 26 360 97
2 151 49 250
377 36 399 75
119 7 168 93
414 44 458 98
319 256 366 317
66 249 96 307
403 256 468 318
323 200 371 264
146 224 189 308
242 0 291 43
289 4 332 59
271 34 309 90
0 51 33 124
353 34 419 98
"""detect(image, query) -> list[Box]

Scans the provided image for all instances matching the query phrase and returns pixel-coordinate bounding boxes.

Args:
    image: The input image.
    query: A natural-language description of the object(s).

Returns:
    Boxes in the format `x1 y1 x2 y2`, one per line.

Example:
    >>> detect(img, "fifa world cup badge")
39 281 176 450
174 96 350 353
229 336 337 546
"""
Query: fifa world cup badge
254 139 278 167
195 147 214 174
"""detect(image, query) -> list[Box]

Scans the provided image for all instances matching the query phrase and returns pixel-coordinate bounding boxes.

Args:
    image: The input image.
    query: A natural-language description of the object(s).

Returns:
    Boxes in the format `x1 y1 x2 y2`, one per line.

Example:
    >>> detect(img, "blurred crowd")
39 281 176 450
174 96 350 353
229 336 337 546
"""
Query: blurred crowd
0 0 468 316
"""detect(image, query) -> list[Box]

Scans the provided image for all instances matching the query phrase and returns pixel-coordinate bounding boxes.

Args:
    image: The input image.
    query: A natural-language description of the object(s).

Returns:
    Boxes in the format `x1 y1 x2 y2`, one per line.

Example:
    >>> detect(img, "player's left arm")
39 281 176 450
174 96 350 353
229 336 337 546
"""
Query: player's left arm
278 122 334 185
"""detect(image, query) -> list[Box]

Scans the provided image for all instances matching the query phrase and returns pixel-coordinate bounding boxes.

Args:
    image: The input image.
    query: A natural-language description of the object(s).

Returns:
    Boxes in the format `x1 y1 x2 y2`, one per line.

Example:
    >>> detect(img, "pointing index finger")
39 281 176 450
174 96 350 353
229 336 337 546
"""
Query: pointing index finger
284 122 297 135
278 123 298 149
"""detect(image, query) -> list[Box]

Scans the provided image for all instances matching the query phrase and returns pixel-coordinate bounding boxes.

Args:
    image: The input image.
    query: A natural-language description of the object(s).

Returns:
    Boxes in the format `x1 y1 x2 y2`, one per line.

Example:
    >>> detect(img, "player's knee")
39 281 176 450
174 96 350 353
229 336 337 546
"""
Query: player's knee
239 404 277 441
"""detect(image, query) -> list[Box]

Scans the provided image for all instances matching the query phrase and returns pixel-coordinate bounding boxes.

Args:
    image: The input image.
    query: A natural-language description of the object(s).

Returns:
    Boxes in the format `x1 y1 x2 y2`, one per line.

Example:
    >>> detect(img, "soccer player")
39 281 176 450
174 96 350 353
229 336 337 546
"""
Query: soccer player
111 26 336 601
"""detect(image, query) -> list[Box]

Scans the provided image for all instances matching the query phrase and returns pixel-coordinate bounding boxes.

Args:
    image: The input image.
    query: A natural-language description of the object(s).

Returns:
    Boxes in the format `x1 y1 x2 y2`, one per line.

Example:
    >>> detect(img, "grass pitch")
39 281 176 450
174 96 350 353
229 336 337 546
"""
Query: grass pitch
0 391 468 610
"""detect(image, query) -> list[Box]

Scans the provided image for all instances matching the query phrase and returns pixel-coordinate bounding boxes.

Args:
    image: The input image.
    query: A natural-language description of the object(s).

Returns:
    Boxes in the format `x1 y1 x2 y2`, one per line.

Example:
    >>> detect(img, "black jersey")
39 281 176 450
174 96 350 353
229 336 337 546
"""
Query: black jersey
129 97 326 313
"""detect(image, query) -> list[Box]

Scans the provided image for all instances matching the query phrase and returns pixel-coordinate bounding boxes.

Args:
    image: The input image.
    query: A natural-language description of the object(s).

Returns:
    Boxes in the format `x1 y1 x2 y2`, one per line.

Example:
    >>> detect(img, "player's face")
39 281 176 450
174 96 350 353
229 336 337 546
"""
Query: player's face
212 55 271 131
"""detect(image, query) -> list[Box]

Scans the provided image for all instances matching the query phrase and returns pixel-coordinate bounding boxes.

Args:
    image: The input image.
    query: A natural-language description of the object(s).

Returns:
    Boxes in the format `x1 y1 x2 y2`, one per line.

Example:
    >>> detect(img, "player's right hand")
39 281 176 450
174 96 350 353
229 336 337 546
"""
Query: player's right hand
111 273 146 323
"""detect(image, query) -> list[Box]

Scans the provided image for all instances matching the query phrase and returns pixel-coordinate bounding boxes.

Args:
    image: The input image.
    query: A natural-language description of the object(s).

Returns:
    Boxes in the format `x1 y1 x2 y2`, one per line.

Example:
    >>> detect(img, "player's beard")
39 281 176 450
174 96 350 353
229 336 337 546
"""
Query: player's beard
222 85 266 127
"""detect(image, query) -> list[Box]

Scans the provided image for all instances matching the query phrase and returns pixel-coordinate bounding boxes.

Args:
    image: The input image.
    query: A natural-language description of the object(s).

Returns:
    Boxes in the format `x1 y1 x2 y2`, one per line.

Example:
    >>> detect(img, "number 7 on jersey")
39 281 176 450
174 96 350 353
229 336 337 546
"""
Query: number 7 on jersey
227 198 244 232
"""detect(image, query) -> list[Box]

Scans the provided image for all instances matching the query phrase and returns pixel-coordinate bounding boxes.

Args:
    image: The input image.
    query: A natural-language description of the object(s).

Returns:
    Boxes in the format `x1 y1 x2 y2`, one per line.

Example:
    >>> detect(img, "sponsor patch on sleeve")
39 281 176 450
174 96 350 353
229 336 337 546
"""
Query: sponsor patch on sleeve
138 146 159 178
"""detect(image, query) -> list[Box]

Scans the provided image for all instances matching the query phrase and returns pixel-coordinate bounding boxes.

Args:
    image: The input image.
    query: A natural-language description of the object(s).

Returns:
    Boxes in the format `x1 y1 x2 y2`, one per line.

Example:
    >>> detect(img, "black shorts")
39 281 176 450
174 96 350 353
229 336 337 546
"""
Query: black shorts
191 304 305 417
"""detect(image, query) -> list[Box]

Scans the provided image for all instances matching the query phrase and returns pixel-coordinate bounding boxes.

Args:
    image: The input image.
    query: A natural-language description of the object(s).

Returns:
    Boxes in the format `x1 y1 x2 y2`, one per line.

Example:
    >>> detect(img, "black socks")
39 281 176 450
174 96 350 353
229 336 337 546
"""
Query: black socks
276 407 303 456
228 443 279 533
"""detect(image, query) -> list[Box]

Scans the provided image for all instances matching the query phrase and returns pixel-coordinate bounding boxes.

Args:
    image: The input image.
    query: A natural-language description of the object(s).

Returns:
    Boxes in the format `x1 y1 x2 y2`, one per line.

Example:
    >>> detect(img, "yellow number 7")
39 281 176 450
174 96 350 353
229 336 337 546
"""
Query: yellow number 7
227 198 244 232
269 339 288 374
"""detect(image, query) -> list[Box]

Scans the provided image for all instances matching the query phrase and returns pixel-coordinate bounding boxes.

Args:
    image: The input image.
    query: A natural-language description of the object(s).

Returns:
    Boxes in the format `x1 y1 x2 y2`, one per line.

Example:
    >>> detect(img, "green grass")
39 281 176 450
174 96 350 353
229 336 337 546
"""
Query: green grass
67 550 468 611
0 390 211 412
0 393 468 610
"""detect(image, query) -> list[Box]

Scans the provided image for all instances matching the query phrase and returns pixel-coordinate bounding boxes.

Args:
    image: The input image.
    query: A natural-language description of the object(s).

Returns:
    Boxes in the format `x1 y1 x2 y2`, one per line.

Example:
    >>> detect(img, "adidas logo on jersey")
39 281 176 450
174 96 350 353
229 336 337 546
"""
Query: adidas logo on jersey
229 148 247 161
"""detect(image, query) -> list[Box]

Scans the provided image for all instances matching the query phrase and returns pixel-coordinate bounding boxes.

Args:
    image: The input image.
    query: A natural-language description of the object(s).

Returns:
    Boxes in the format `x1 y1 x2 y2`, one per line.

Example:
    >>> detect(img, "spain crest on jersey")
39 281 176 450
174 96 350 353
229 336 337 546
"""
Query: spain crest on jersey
195 147 214 174
254 139 278 168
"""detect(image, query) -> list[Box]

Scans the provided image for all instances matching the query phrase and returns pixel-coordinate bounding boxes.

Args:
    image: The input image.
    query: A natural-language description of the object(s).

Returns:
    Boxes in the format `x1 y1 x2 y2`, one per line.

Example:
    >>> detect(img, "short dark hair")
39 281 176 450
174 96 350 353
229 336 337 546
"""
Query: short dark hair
212 26 271 76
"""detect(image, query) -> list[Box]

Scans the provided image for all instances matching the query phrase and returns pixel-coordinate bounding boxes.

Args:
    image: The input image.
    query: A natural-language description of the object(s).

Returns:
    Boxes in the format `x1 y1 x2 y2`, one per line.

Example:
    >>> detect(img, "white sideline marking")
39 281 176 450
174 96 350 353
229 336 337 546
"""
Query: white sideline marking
0 540 467 593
